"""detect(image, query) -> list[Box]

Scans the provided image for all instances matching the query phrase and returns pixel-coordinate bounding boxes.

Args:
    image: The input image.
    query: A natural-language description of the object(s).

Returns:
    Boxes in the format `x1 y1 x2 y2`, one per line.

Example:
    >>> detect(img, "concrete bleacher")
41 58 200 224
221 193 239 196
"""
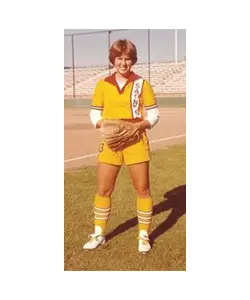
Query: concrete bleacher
64 61 186 98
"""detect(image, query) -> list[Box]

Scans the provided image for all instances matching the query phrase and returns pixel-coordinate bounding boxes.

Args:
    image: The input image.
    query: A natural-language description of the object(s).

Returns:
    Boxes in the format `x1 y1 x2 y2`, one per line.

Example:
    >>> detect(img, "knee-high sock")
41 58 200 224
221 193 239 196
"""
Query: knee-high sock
137 196 153 234
94 194 111 234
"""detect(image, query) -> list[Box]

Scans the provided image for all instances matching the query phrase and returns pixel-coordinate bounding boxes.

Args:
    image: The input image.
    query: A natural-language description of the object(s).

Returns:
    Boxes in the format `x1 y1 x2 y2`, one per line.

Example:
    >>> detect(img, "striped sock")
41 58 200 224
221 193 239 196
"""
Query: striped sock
94 194 111 235
137 196 153 234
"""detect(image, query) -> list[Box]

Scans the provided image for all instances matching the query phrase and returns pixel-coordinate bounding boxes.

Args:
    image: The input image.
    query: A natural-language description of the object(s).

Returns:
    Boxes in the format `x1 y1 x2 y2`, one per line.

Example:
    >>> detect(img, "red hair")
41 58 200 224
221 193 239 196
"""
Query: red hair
109 39 137 65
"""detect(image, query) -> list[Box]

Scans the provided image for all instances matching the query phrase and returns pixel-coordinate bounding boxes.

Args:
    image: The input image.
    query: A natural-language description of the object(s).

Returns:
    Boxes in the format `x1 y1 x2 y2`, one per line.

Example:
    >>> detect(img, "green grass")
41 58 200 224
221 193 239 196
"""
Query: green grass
64 96 186 108
64 144 186 271
157 96 186 108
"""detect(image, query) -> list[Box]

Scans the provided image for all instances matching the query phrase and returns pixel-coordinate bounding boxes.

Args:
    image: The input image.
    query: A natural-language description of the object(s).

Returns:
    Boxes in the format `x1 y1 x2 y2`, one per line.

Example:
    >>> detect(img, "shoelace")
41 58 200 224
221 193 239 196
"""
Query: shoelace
137 235 150 245
89 234 102 242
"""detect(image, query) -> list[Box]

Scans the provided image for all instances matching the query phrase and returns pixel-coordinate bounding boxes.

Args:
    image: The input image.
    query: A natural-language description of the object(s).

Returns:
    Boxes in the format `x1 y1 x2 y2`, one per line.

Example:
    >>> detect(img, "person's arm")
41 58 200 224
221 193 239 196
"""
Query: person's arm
89 80 104 129
140 80 160 130
137 106 160 131
137 119 151 131
96 119 104 129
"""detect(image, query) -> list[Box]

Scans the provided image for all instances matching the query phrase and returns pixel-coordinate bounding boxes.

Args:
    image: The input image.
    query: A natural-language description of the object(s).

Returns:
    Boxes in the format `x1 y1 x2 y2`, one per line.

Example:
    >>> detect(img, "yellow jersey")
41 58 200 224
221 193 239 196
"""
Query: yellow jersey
91 72 158 120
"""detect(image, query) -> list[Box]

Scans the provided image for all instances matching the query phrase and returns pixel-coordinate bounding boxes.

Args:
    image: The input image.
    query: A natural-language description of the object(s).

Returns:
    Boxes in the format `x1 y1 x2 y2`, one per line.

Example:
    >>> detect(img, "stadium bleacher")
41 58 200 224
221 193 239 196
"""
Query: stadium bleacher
64 61 186 98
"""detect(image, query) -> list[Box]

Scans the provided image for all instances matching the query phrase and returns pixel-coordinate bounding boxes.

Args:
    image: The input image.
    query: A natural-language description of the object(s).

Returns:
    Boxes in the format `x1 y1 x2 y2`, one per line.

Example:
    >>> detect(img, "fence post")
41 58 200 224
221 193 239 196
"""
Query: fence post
108 31 111 75
71 34 76 104
148 29 151 84
175 29 178 64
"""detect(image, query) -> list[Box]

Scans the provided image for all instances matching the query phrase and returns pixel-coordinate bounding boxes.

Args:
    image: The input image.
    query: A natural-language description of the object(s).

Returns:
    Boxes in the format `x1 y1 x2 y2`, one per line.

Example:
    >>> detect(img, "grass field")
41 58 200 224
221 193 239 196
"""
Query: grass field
64 144 186 271
64 96 186 108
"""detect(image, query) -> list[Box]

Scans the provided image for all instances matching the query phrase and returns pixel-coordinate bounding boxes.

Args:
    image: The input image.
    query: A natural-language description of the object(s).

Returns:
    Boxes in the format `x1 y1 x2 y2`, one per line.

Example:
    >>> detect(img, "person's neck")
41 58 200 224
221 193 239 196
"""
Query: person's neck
115 71 132 83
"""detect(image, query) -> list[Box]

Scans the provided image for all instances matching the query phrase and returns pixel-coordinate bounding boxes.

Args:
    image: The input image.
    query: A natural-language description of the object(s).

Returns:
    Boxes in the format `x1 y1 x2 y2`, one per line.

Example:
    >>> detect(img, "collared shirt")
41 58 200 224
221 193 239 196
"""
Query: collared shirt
91 72 158 120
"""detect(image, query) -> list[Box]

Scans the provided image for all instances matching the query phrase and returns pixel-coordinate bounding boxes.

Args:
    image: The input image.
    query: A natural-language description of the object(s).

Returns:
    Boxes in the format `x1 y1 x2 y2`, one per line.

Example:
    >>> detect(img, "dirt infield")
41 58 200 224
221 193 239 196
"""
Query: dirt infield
64 107 186 170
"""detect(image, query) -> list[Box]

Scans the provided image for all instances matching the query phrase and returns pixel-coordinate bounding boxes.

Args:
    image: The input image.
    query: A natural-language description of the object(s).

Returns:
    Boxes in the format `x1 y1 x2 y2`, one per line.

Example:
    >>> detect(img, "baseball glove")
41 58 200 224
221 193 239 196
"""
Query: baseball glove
100 120 142 151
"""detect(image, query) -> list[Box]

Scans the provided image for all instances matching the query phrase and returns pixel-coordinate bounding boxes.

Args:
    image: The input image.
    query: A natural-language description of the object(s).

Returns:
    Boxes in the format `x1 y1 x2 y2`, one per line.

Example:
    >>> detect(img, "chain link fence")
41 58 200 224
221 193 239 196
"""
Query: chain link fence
64 29 186 106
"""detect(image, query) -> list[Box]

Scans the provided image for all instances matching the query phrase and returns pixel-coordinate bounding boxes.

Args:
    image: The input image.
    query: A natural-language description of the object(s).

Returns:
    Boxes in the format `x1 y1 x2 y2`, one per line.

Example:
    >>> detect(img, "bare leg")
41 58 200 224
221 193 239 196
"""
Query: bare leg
97 162 121 197
128 162 150 198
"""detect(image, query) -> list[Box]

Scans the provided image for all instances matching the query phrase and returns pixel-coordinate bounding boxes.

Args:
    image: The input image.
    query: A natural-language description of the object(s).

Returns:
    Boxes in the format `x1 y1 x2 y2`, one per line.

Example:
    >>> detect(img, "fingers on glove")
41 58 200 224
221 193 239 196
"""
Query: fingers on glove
100 120 124 138
109 133 141 152
100 120 141 151
111 137 139 151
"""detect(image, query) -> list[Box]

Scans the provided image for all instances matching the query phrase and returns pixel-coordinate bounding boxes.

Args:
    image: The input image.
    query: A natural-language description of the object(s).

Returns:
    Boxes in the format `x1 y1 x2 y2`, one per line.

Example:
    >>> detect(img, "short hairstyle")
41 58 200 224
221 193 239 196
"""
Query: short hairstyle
109 39 137 65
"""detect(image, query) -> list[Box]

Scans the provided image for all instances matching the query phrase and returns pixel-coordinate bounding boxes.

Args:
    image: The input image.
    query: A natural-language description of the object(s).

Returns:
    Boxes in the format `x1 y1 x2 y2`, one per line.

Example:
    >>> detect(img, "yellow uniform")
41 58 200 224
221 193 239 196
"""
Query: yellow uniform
91 72 158 166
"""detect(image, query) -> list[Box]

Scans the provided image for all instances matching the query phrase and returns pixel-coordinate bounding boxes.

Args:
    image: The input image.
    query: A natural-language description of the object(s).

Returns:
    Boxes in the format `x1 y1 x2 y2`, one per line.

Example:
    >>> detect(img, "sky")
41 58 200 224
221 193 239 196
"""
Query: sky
64 29 186 67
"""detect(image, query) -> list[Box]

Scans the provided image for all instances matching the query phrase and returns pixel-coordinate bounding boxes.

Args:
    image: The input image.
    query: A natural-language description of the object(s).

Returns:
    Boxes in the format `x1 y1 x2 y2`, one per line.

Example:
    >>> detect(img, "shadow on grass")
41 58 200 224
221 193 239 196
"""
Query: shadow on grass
105 185 186 244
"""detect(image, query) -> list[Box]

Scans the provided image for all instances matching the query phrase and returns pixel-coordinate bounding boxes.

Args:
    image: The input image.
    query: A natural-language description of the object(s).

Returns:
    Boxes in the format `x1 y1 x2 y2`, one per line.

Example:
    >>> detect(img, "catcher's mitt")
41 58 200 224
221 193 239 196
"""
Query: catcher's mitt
100 120 142 151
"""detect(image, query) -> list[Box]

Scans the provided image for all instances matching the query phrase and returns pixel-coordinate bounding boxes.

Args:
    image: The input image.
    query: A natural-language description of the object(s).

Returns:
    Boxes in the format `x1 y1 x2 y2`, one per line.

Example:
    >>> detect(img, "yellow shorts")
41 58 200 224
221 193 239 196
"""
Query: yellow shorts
98 133 151 166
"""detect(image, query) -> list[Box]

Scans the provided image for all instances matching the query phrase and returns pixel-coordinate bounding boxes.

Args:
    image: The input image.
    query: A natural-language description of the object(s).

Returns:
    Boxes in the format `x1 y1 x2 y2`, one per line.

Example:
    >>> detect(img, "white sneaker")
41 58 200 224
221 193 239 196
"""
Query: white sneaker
138 231 151 254
83 233 106 250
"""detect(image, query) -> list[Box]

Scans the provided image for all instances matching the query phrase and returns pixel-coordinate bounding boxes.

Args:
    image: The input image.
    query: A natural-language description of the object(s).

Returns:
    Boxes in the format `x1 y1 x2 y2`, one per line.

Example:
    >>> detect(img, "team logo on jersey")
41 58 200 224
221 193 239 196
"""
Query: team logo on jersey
135 110 140 117
131 79 143 118
133 100 139 107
